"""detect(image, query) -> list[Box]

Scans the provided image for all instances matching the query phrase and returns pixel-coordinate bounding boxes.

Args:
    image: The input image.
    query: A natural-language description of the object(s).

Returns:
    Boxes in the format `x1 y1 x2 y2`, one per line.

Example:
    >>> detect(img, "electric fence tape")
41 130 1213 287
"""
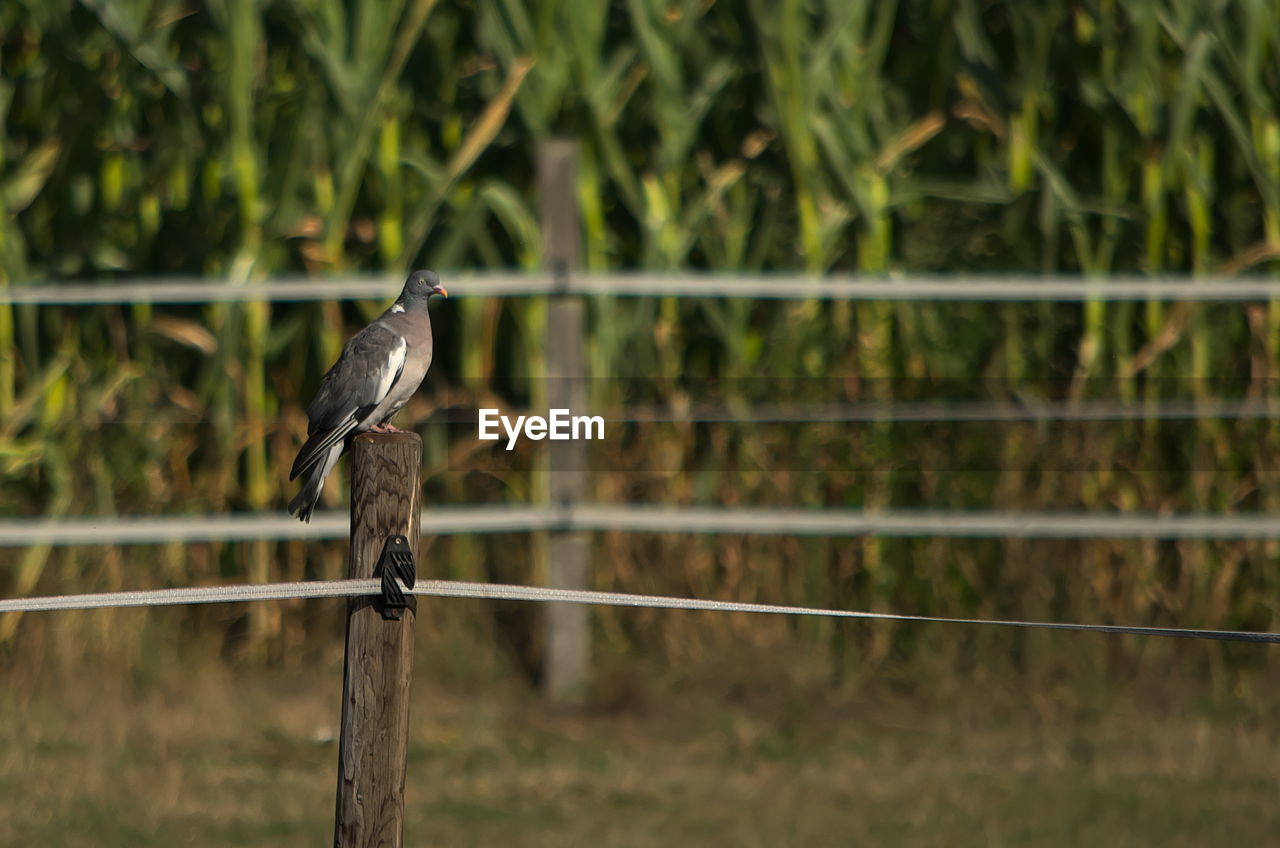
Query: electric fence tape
10 273 1280 304
1 579 1276 644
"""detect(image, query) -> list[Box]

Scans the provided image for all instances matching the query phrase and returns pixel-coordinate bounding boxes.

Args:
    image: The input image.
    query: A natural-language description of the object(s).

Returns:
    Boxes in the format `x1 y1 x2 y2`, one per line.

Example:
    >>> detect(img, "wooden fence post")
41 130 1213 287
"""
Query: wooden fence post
334 432 421 848
539 138 590 702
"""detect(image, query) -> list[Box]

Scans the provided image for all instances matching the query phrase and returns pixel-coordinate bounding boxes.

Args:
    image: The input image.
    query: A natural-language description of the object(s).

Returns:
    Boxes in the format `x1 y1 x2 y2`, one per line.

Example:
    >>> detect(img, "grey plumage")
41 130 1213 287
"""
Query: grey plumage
288 269 447 521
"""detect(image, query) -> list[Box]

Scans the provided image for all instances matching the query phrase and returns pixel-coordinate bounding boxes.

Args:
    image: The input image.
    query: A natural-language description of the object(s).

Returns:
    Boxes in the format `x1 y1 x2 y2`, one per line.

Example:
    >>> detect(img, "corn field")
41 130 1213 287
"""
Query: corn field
1 0 1279 693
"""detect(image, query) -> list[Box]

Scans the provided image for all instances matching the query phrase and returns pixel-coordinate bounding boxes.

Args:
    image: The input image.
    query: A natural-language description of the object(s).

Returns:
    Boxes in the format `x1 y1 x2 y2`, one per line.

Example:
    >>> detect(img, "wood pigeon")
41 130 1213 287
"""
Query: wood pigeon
288 269 447 521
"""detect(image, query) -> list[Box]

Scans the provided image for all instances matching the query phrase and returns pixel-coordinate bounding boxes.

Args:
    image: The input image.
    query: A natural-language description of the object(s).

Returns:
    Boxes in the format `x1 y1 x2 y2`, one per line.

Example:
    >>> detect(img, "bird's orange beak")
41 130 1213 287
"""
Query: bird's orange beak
434 285 448 298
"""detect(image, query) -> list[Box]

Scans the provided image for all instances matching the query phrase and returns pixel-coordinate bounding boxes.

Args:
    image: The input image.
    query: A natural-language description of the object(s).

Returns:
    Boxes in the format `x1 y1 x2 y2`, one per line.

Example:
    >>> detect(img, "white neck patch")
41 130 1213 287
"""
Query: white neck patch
390 303 406 313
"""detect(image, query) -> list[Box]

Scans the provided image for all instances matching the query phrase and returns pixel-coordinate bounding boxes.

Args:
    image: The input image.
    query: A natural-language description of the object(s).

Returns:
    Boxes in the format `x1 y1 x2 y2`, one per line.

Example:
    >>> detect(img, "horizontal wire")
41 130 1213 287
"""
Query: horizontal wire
6 505 1280 549
433 581 1280 645
0 578 1274 645
572 274 1280 302
0 578 379 611
568 506 1280 540
0 507 554 547
433 399 1280 424
7 273 1280 304
57 397 1280 427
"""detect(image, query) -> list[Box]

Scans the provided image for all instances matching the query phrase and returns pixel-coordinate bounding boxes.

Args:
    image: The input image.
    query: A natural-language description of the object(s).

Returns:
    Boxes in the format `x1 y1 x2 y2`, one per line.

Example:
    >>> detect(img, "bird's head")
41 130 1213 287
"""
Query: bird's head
399 270 448 308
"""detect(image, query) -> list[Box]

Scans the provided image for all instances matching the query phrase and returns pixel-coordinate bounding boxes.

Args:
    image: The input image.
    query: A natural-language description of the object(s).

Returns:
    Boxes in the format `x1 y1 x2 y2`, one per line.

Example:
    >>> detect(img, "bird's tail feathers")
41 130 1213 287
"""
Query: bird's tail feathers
288 444 342 523
290 416 359 481
288 472 323 523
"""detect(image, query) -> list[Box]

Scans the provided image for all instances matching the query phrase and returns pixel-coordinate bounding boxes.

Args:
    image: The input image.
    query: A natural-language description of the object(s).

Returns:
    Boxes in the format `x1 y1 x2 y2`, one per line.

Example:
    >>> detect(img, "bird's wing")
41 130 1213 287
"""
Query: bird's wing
289 324 407 481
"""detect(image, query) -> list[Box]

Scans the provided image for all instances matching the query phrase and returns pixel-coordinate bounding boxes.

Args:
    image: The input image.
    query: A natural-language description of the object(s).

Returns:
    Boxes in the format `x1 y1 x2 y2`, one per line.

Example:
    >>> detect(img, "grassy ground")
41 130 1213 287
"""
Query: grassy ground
2 649 1277 847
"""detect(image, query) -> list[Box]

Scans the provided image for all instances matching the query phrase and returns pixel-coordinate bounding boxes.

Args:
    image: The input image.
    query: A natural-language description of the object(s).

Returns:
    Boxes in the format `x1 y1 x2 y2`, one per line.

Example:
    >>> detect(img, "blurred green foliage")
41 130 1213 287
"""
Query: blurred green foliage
1 0 1279 689
2 0 1277 278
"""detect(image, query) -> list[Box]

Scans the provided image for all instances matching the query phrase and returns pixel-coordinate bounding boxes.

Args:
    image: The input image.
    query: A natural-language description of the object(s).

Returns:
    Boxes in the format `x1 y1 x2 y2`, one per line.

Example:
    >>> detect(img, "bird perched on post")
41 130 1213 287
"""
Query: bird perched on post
288 269 447 522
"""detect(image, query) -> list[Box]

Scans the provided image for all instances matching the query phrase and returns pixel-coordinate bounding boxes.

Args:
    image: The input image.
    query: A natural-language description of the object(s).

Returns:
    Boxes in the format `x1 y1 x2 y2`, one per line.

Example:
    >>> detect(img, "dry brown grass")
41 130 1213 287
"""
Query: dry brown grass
2 645 1277 847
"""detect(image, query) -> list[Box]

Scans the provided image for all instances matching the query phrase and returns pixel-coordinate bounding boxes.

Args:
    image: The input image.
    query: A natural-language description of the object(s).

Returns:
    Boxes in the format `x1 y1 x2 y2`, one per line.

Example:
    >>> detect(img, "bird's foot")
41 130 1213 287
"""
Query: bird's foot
370 423 407 434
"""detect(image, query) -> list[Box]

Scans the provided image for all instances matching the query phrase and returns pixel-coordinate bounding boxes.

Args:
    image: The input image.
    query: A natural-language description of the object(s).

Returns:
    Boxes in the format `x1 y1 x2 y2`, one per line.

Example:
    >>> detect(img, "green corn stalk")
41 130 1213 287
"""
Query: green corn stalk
0 131 60 420
377 115 405 266
1009 96 1037 194
1184 133 1216 512
217 0 276 656
0 444 72 642
750 0 825 270
0 89 10 420
853 171 894 649
0 261 12 425
315 0 437 268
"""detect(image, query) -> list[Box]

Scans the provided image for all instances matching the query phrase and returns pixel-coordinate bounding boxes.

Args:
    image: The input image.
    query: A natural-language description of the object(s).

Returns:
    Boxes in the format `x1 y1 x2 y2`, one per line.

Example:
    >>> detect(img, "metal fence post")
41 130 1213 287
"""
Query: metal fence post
334 432 421 847
539 138 590 702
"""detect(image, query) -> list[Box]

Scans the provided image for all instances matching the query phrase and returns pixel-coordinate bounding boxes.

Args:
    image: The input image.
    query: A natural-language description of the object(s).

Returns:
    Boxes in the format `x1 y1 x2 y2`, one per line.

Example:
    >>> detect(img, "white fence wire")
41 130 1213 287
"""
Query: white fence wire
614 399 1280 423
6 505 1280 548
1 577 1276 645
6 272 1280 304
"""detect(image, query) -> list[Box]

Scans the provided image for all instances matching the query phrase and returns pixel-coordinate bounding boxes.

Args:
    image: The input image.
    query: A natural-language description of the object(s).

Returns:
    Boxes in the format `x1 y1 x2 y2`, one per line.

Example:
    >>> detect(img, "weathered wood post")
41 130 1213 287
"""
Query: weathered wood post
334 432 421 848
539 138 590 702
